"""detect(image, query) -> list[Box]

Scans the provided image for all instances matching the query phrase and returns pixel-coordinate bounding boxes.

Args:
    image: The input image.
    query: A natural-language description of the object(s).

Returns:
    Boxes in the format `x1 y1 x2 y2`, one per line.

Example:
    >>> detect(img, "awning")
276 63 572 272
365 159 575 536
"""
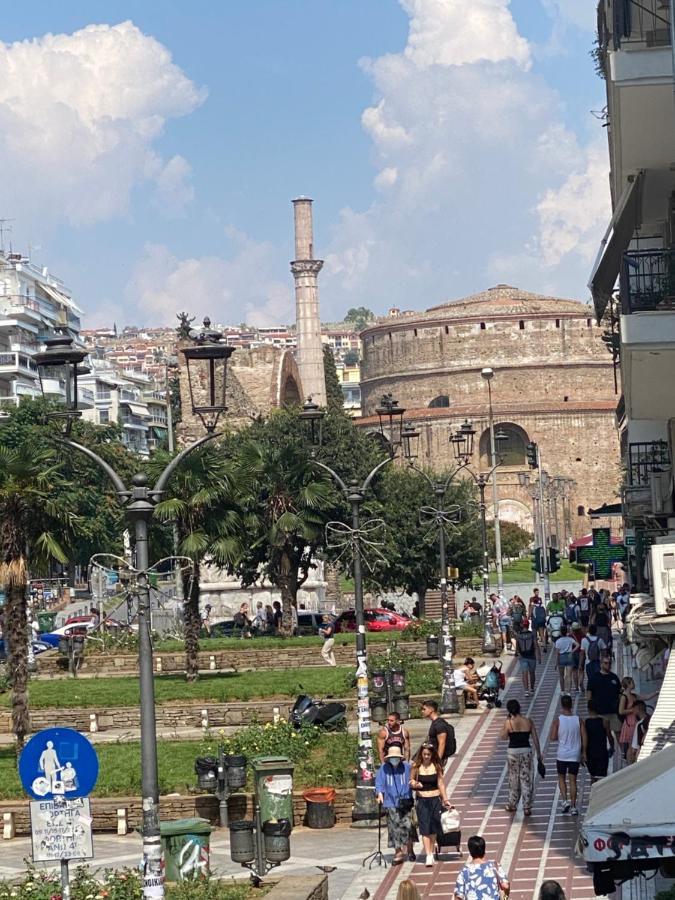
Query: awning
588 502 623 518
569 534 593 550
639 647 675 760
121 401 149 417
581 743 675 864
589 170 644 322
41 283 84 316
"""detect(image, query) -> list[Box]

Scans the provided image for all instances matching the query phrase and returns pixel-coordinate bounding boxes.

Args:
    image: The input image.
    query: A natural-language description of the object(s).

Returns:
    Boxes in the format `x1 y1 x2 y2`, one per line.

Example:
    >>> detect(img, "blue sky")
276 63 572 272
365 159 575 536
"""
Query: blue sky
0 1 607 328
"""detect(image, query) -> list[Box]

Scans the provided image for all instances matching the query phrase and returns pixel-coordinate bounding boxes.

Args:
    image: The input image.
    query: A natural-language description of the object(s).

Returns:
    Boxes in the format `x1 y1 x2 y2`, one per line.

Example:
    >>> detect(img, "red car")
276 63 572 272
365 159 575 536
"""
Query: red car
334 608 410 633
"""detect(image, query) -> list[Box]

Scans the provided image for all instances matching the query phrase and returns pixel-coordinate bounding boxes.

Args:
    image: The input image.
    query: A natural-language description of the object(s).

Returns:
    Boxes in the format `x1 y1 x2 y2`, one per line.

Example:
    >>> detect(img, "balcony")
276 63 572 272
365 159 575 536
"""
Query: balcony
599 0 671 53
0 351 38 374
628 440 671 486
623 440 673 519
622 249 675 313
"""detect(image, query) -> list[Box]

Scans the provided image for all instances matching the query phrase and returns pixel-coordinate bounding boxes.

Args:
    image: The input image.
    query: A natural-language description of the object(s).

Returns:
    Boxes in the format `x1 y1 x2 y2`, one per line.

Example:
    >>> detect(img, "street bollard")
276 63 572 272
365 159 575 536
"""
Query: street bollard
200 709 209 730
117 808 128 836
3 812 15 840
209 655 216 671
156 657 163 673
89 713 98 733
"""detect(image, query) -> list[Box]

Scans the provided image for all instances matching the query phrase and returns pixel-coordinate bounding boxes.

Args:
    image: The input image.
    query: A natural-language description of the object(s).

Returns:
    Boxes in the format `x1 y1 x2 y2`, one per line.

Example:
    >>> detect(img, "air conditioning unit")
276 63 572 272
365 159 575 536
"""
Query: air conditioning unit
650 542 675 615
649 469 673 515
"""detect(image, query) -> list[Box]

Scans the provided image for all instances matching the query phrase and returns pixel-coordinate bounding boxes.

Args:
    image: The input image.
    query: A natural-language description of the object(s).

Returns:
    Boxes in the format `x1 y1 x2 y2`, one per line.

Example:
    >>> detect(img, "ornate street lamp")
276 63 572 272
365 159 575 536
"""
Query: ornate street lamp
299 396 324 449
401 425 421 461
375 393 406 453
36 319 230 900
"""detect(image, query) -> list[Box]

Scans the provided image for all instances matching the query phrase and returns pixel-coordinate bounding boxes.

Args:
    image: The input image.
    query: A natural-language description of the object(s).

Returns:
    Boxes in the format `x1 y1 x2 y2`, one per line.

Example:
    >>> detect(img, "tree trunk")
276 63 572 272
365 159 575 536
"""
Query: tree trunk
417 586 427 619
6 579 29 747
277 549 297 637
324 562 343 612
183 560 201 683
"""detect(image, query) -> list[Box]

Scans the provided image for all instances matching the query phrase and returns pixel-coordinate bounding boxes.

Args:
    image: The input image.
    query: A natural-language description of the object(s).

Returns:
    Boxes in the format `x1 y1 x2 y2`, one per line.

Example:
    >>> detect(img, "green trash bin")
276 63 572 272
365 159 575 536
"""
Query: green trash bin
251 756 295 828
160 817 213 882
37 611 57 633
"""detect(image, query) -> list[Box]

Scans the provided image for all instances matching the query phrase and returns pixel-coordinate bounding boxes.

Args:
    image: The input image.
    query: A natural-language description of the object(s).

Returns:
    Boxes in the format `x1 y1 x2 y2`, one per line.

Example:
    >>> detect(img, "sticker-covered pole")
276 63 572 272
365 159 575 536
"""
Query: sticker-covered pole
60 860 70 900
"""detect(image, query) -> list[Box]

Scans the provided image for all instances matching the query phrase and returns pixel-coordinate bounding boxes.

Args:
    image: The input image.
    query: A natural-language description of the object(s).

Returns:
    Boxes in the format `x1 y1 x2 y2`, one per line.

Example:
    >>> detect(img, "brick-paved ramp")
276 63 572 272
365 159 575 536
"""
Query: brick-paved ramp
375 649 601 899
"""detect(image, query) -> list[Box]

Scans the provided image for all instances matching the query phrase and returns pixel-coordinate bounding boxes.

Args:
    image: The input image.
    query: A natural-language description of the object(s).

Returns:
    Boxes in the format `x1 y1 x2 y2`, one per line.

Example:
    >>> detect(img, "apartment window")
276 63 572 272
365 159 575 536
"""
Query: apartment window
480 322 486 330
519 320 525 330
555 319 560 328
99 410 109 424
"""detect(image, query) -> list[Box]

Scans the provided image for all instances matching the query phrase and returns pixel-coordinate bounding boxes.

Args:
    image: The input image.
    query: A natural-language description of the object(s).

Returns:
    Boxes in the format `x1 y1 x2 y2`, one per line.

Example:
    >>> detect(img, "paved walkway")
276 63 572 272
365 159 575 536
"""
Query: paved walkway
371 647 605 900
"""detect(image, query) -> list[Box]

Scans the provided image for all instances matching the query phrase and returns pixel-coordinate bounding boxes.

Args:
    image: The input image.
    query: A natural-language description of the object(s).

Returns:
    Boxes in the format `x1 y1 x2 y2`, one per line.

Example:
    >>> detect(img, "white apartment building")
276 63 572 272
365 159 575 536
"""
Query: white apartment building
79 360 169 456
584 3 675 892
0 250 89 413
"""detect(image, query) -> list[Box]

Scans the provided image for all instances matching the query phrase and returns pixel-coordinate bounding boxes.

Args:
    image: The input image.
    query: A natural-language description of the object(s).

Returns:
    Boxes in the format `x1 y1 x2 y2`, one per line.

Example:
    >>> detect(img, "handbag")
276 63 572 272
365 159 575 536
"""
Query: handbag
537 758 546 778
397 797 414 814
440 807 461 834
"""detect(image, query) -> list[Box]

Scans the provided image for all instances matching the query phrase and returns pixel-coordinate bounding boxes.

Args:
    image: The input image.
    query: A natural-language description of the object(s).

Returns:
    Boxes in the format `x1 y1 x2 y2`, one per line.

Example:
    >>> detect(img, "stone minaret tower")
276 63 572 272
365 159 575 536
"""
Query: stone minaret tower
291 197 326 406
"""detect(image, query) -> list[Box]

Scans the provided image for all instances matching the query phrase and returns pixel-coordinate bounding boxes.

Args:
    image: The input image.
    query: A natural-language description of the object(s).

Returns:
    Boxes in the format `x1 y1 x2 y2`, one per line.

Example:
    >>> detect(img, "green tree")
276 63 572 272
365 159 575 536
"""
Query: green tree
344 307 375 331
343 349 360 366
488 521 533 562
153 443 246 681
323 345 343 413
373 467 482 613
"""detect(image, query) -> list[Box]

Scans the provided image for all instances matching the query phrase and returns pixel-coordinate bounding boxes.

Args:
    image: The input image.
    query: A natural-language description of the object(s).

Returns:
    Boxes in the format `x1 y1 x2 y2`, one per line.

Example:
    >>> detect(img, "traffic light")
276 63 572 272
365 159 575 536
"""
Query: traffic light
532 547 543 574
549 547 560 573
526 442 539 469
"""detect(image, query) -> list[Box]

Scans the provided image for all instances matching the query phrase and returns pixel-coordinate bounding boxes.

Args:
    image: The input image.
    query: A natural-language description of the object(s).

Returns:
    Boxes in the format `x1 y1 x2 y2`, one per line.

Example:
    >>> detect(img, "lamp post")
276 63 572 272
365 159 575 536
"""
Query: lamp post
480 368 504 598
449 420 507 654
35 321 233 900
300 394 406 824
401 425 463 714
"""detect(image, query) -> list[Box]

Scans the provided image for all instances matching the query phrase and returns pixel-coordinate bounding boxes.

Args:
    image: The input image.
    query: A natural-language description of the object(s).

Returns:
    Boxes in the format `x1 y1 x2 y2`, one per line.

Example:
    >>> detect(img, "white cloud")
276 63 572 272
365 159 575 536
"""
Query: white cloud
540 0 597 33
322 0 608 315
0 21 205 225
125 231 294 328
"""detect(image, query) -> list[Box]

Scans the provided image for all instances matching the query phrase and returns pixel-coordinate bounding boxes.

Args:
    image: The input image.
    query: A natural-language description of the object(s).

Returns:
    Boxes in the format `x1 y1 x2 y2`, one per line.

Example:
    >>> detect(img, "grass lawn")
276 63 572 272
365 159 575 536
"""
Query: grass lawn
501 558 585 585
1 665 443 709
155 631 394 653
0 734 358 800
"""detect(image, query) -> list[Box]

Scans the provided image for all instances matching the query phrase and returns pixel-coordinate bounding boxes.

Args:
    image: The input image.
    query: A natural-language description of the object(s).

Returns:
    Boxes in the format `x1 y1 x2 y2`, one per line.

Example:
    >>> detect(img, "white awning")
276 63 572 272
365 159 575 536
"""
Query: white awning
588 170 644 322
41 283 84 315
639 647 675 759
581 743 675 863
121 401 149 417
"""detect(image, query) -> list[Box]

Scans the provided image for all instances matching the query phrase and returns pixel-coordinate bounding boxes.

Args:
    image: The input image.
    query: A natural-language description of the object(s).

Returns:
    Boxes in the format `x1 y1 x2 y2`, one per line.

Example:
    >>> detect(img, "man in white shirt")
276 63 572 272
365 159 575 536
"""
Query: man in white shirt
550 693 586 816
580 624 607 682
554 625 580 693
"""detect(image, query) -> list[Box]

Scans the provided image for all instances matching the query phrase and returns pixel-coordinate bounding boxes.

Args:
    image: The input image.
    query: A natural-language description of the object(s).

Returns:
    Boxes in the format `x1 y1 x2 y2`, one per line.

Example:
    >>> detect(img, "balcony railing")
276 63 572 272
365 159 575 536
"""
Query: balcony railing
628 440 671 486
599 0 672 53
621 249 675 313
0 351 38 372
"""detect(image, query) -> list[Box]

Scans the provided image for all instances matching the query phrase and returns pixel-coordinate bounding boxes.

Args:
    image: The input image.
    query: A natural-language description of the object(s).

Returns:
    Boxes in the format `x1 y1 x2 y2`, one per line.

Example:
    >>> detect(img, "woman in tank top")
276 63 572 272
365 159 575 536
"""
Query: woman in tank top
410 744 451 867
499 698 543 816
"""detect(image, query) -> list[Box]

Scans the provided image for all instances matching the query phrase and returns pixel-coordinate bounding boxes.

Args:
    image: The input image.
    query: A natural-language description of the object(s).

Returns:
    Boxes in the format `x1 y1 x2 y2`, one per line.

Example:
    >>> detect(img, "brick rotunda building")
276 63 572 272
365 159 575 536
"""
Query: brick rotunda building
359 285 621 541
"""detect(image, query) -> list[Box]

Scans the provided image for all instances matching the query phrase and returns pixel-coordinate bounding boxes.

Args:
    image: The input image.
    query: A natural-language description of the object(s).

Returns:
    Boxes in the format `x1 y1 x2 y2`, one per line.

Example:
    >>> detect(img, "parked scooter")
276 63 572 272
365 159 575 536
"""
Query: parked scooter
290 693 347 731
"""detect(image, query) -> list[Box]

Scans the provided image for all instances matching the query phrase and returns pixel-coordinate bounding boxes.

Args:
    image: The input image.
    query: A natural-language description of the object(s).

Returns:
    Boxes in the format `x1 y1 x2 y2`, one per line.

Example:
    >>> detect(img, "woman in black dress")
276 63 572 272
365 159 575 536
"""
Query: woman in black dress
584 699 614 781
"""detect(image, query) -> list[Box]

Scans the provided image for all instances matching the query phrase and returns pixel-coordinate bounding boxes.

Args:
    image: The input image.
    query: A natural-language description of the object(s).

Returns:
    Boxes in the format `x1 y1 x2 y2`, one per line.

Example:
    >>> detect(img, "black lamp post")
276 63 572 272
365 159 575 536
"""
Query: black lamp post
401 424 464 714
450 420 507 654
36 322 233 900
300 395 405 824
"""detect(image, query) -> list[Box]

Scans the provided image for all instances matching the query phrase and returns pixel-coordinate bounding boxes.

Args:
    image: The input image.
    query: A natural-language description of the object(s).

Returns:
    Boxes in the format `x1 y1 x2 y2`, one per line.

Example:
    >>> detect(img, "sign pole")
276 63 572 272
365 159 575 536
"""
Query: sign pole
60 859 70 900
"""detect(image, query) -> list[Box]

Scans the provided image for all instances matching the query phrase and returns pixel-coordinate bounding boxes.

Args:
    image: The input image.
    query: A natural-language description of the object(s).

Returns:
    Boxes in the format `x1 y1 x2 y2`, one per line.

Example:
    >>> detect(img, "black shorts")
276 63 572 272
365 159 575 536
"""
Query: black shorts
415 795 442 837
556 760 580 776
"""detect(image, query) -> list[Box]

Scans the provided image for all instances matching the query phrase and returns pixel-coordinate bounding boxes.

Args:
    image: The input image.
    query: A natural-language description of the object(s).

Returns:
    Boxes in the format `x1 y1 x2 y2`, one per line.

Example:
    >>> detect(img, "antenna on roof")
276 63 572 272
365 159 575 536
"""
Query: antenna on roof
0 219 14 254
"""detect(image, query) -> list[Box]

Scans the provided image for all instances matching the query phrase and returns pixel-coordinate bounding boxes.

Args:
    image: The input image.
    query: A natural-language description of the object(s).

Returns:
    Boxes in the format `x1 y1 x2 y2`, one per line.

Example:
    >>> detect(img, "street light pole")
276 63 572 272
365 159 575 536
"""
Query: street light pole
481 369 504 598
477 477 490 608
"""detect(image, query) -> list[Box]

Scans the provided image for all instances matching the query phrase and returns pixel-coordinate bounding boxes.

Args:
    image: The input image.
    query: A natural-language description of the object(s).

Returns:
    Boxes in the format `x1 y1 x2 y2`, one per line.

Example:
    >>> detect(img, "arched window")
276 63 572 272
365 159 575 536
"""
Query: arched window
479 422 528 467
429 395 450 408
281 375 300 407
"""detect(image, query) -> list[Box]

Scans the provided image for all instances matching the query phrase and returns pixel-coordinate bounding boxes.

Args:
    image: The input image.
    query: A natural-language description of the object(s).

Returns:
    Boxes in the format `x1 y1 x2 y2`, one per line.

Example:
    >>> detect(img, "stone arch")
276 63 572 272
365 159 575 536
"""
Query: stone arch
429 394 450 408
480 421 529 467
274 350 304 410
486 498 533 533
281 374 301 407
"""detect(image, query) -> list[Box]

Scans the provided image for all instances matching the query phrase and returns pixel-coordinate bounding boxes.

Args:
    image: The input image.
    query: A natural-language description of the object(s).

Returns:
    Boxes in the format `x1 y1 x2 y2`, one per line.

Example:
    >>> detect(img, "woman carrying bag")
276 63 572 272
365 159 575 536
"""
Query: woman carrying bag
500 698 544 816
410 743 452 867
375 745 417 865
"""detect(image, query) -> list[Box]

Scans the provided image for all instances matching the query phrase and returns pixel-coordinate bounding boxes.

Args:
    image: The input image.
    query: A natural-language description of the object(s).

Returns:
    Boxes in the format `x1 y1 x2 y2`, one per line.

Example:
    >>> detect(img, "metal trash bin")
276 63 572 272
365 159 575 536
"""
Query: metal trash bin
426 635 439 658
225 754 247 789
160 817 213 881
393 694 409 720
229 820 255 863
194 756 218 792
262 819 291 862
303 788 336 829
370 696 388 724
251 756 295 828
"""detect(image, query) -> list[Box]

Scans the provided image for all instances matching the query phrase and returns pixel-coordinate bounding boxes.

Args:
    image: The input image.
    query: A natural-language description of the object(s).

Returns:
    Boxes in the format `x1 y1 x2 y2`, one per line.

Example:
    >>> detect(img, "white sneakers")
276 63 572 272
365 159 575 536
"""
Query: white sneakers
561 801 571 813
425 853 434 867
570 806 579 816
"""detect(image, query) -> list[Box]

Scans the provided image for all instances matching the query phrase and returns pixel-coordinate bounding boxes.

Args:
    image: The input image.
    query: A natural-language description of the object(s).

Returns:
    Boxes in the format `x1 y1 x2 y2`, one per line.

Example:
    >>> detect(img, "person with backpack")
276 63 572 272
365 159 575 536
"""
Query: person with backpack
578 589 591 628
580 624 606 682
421 699 457 768
564 595 580 627
531 594 548 651
515 619 542 697
509 596 527 652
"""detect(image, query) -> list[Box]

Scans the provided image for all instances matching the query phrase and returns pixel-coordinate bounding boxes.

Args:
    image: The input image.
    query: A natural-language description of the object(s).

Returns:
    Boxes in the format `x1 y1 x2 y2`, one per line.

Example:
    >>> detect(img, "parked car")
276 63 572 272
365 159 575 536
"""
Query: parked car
200 619 236 638
334 608 410 633
296 611 323 635
0 640 52 661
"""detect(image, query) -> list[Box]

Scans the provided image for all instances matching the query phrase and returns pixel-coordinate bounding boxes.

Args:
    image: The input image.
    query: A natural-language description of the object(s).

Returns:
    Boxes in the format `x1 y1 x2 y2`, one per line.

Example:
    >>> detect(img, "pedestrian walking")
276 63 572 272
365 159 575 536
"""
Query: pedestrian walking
618 676 638 759
272 600 282 632
593 599 612 648
454 835 510 900
539 881 566 900
550 693 585 815
628 700 651 763
578 588 591 628
421 699 456 766
378 711 411 763
584 699 614 781
509 595 527 651
492 594 511 651
579 624 606 682
586 654 622 746
233 602 252 638
375 746 416 865
515 619 541 697
530 593 548 651
500 699 543 816
319 614 336 666
554 625 579 693
410 744 451 867
569 621 584 692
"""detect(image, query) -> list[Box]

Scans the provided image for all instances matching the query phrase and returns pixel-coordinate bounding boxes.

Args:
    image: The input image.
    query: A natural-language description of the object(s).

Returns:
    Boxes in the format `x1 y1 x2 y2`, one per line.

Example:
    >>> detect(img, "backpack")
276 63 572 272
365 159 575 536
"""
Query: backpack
511 604 524 625
565 602 579 624
446 725 457 758
586 636 601 662
579 595 590 612
532 604 546 626
516 631 535 655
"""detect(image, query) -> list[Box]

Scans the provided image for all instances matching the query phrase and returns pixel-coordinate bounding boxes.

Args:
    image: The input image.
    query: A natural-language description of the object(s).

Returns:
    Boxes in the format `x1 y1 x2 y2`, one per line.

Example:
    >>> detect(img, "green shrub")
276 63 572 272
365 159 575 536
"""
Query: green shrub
400 618 440 641
202 718 322 763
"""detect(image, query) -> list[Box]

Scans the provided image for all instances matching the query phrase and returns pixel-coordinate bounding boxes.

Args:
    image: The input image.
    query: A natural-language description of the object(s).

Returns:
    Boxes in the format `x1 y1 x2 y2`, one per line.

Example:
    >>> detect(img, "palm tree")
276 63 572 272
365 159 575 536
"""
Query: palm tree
154 445 246 681
232 432 334 636
0 444 72 747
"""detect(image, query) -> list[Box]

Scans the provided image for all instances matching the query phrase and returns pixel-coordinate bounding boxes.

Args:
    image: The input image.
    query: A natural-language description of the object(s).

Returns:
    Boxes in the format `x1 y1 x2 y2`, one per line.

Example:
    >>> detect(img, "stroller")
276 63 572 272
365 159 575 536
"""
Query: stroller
478 660 504 709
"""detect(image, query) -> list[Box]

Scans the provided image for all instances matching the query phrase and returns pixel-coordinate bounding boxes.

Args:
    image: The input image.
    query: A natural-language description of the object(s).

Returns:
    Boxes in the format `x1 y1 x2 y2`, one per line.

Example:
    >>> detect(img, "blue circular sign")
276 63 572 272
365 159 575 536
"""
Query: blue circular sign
19 728 99 801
